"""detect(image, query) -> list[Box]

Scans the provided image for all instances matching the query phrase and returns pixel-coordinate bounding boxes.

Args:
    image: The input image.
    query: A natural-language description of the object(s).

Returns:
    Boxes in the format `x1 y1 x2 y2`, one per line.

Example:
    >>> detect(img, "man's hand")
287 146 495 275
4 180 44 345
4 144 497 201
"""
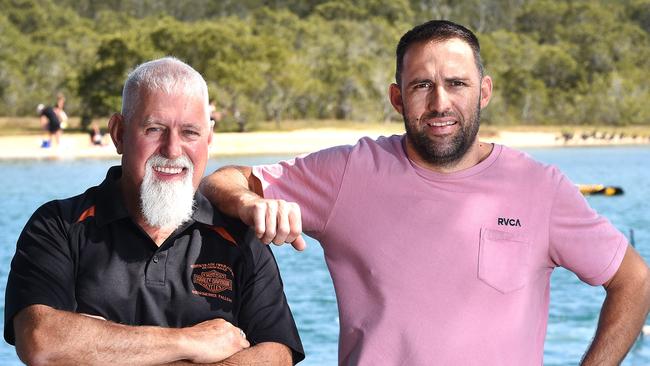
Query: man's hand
181 318 250 364
201 165 307 251
239 194 307 251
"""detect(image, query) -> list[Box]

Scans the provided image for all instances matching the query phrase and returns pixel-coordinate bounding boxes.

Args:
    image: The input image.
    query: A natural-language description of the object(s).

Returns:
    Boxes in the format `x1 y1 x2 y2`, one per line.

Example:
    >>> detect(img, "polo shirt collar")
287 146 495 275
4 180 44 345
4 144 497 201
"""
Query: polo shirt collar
192 190 227 227
94 166 130 226
94 166 227 228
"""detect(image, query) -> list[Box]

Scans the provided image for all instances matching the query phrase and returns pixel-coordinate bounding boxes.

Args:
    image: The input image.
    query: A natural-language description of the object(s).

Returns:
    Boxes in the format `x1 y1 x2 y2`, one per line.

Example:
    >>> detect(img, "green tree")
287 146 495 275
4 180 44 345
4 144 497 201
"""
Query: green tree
77 36 150 126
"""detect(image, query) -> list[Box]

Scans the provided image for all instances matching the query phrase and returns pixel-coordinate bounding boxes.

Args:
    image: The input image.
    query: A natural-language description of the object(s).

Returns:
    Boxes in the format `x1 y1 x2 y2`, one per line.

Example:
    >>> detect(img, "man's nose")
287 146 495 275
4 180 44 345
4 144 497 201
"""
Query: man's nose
160 130 182 159
427 86 452 114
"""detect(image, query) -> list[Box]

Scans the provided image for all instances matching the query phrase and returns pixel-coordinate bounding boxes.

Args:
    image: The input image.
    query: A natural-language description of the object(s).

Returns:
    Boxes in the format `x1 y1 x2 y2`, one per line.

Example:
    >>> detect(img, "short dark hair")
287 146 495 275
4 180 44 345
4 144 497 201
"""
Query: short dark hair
395 20 484 86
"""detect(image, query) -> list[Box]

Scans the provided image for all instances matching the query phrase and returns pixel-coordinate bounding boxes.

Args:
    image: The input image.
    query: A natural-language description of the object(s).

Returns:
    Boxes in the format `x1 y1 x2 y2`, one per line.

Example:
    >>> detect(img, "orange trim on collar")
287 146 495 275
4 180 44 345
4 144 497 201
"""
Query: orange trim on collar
77 206 96 222
206 226 237 246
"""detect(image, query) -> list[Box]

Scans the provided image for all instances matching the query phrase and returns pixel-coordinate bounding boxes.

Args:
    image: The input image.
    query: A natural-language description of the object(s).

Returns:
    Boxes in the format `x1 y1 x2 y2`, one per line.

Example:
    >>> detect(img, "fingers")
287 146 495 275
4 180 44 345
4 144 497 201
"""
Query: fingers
246 199 305 249
237 328 250 348
251 201 267 239
185 319 250 363
274 201 294 245
217 322 249 349
263 201 278 244
223 324 249 350
291 235 307 251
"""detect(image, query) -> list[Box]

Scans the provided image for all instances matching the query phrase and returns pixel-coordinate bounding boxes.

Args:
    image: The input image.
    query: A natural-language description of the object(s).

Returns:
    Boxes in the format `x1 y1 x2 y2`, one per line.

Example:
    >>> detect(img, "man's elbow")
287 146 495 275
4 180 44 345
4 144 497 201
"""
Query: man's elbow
15 326 55 366
14 308 61 366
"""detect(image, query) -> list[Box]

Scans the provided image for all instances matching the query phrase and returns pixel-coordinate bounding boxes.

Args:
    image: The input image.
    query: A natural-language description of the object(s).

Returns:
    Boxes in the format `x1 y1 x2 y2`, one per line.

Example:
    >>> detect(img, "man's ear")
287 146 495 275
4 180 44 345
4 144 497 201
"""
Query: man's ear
479 75 493 110
389 83 404 115
108 113 125 154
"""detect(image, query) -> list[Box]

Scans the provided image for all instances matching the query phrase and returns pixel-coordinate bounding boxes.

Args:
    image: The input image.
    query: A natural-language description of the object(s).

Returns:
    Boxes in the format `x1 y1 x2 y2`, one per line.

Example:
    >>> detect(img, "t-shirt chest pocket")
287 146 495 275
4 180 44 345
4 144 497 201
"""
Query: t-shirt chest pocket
478 228 531 293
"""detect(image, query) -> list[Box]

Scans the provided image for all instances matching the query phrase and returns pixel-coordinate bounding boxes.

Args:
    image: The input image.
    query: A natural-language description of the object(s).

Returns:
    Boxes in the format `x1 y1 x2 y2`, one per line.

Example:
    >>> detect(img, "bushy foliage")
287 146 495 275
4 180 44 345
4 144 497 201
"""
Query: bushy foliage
0 0 648 127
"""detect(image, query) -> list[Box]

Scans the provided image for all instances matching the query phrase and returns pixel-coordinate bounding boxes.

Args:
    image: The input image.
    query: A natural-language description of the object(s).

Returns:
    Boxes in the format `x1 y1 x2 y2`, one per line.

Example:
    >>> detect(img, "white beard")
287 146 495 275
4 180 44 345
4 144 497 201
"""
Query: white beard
139 154 195 230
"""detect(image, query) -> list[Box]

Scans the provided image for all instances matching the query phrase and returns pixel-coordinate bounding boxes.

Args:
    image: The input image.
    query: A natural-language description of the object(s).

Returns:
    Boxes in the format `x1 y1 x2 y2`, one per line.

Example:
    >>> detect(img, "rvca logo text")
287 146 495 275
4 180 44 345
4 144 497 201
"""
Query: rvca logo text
498 217 521 227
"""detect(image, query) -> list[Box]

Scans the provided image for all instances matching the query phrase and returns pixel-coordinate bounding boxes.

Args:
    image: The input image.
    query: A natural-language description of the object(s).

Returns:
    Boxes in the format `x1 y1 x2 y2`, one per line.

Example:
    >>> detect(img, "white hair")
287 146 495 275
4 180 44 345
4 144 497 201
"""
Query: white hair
121 57 209 123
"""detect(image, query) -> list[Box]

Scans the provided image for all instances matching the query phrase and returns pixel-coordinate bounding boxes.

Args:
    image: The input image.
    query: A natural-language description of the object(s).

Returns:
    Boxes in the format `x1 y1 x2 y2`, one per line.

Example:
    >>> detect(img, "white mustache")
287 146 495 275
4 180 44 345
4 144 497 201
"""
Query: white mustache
147 154 193 170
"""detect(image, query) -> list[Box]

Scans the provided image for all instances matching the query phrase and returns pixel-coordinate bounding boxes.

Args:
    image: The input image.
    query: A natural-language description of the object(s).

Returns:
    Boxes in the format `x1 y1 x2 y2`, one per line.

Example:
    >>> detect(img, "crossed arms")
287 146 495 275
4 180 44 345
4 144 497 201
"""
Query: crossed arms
14 304 291 366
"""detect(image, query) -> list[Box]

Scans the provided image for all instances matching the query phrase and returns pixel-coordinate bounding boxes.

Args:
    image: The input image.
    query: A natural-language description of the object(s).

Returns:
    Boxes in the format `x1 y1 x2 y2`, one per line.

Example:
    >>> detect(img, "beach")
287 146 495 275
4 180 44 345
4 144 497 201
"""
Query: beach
1 128 649 160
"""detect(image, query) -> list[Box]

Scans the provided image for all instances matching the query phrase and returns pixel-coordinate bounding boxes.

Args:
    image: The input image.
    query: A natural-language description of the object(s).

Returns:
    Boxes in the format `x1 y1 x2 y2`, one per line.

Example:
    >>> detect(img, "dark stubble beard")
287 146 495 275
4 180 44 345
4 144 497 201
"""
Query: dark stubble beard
403 96 481 168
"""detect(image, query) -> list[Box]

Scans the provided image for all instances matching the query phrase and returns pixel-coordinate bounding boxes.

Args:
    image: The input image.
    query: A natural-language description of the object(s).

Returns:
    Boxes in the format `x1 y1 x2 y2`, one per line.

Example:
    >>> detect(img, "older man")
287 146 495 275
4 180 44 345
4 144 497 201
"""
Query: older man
5 57 303 365
201 20 650 365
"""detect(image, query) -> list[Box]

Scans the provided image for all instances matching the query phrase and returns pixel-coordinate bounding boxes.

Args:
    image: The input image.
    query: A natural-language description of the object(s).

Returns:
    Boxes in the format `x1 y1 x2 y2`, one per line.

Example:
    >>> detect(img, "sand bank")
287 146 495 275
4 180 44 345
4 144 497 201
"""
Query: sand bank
0 129 648 160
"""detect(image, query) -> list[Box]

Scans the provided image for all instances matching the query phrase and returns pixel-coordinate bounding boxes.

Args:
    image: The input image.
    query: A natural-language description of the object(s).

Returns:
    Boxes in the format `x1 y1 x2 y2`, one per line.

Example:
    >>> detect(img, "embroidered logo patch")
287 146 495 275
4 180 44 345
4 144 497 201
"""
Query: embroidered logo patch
191 263 234 302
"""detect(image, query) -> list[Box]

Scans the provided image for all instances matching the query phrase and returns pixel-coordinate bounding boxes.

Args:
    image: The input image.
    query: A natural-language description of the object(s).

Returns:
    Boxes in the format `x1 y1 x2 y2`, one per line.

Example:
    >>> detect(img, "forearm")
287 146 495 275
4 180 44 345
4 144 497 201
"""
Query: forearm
167 342 293 366
581 247 650 365
15 305 189 366
200 165 260 218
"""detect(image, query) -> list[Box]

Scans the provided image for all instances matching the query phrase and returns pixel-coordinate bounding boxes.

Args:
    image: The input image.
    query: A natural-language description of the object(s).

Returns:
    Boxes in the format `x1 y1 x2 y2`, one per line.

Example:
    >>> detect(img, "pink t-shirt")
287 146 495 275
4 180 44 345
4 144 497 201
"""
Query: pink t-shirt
253 135 627 365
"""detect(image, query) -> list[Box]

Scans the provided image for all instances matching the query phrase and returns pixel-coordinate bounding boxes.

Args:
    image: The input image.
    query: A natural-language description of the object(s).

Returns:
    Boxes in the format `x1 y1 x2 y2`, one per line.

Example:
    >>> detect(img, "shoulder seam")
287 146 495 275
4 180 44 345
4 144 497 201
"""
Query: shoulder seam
319 144 355 236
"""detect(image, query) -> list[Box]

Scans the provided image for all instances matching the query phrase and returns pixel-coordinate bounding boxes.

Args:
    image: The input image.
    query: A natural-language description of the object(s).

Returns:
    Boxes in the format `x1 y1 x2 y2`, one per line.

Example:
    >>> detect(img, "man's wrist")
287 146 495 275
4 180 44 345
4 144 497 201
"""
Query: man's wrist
170 326 194 363
238 190 262 209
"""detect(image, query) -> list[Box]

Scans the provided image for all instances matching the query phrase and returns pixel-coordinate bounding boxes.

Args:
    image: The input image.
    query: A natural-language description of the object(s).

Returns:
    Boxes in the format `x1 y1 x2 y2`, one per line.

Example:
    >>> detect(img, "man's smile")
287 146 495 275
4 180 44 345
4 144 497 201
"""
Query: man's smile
421 117 458 136
153 165 186 175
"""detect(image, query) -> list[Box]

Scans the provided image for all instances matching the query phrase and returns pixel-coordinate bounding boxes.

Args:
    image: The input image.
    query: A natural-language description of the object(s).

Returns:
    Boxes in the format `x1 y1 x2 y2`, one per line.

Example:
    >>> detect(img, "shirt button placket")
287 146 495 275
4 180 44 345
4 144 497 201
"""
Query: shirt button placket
145 252 167 285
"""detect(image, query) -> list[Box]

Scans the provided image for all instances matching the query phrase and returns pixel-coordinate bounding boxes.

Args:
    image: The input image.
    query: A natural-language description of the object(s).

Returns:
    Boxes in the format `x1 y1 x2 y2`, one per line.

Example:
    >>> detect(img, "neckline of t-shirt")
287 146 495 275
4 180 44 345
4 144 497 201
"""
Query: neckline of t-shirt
401 137 503 181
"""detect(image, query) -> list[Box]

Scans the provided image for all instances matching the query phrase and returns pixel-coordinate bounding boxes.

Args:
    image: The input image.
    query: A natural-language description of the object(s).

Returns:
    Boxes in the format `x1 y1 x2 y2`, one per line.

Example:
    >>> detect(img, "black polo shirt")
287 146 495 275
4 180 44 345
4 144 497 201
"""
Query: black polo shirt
5 166 304 363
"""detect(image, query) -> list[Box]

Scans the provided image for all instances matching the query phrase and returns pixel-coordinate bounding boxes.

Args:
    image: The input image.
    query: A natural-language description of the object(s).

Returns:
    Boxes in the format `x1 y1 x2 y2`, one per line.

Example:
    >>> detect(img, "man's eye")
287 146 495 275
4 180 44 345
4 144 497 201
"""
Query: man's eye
450 80 467 87
145 127 162 134
414 82 432 89
184 130 200 137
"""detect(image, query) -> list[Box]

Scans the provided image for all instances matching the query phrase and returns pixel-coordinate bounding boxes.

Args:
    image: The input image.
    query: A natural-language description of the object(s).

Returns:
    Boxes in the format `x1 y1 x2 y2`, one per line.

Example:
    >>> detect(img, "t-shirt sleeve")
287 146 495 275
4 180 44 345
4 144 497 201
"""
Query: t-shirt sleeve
4 202 77 344
237 232 305 364
548 170 627 286
252 145 352 236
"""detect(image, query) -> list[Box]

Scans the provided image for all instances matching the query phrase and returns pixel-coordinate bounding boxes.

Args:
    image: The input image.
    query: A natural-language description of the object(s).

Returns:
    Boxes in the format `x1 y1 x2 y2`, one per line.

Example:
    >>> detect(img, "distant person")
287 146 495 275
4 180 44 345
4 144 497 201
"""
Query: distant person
54 93 68 129
7 57 304 365
201 20 650 365
36 103 61 148
88 121 106 146
209 99 223 127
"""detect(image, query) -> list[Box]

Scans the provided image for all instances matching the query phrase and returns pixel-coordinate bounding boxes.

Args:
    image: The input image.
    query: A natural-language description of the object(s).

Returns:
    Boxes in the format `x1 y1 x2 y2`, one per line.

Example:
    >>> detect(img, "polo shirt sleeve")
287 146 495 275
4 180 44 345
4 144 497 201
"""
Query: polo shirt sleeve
4 201 77 344
548 170 628 286
252 145 352 237
237 232 305 364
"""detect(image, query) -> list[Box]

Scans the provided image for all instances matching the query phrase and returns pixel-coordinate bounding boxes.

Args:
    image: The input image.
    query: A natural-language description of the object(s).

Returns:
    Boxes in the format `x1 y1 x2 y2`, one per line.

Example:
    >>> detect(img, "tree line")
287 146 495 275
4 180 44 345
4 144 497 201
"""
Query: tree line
1 0 649 130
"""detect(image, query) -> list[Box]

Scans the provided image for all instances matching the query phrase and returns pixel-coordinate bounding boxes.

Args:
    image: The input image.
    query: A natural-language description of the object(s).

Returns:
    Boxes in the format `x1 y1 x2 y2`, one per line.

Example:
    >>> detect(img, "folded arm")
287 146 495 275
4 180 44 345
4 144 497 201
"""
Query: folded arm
581 244 650 365
167 342 293 366
14 304 250 366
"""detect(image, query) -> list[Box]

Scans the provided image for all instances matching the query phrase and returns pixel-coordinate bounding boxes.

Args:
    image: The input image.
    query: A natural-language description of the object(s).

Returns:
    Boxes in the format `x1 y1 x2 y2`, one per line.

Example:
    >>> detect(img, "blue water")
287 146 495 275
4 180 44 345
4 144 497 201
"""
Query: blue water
0 146 648 365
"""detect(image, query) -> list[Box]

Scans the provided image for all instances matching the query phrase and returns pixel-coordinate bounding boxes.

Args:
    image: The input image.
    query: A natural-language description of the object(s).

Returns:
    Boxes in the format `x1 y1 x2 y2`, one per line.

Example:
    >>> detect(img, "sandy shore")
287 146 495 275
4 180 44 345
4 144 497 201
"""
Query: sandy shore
1 128 648 160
